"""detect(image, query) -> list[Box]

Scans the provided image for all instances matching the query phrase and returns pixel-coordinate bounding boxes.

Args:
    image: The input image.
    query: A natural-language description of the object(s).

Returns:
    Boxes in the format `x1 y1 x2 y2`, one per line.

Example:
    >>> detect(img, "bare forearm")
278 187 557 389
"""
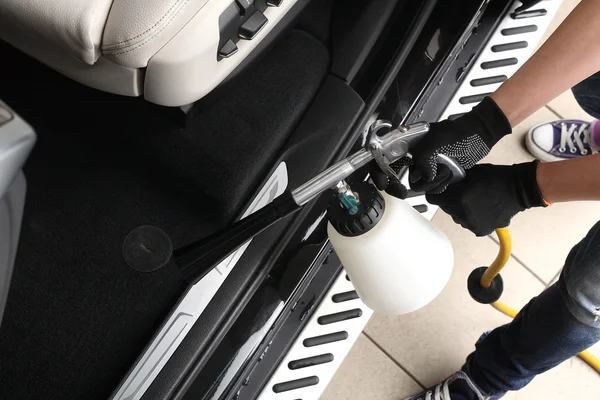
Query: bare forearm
537 154 600 203
491 0 600 126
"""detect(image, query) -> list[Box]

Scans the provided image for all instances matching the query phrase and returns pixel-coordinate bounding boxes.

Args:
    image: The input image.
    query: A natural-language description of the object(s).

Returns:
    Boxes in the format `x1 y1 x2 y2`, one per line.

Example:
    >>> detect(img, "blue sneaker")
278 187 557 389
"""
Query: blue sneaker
404 371 501 400
526 119 600 162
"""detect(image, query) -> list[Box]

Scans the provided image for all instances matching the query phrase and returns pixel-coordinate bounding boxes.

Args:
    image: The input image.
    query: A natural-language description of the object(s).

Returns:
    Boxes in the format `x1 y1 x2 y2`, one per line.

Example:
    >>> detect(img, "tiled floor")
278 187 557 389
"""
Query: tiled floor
322 1 600 398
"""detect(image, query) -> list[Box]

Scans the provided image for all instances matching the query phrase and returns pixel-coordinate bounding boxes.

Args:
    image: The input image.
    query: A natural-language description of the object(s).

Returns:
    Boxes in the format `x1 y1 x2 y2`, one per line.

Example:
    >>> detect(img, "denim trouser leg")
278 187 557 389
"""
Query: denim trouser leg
572 70 600 120
467 221 600 396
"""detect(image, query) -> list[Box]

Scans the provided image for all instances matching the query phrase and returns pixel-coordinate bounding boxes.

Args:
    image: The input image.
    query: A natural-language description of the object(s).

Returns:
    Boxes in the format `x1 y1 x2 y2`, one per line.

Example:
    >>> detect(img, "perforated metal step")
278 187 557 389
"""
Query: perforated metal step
257 272 373 400
441 0 562 120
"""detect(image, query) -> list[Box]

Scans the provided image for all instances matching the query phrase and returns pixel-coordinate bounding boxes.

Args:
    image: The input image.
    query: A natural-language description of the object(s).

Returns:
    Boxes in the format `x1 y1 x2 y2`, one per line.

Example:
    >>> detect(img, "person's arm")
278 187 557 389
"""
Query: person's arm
491 0 600 126
537 154 600 203
409 0 600 195
409 0 600 192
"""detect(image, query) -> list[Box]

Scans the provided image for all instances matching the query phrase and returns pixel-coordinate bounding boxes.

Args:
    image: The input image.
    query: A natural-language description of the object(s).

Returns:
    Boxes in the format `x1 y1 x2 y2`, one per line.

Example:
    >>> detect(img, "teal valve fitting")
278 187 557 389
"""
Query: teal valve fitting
338 192 359 215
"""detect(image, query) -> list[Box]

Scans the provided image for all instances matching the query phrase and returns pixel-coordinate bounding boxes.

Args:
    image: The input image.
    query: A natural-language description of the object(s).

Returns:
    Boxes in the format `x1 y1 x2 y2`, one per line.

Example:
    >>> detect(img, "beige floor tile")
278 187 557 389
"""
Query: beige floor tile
547 89 595 121
500 198 600 283
321 334 422 400
364 211 546 388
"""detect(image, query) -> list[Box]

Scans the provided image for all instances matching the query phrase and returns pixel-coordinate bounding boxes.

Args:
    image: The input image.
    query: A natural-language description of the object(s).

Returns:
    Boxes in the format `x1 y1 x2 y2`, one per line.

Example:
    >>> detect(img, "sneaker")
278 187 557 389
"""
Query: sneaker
404 371 500 400
526 119 600 162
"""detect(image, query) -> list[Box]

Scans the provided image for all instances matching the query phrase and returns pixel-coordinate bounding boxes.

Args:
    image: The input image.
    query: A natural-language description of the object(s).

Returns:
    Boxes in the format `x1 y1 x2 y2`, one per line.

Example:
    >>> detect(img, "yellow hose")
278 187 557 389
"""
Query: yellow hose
490 300 519 317
579 350 600 372
480 228 512 289
483 228 600 374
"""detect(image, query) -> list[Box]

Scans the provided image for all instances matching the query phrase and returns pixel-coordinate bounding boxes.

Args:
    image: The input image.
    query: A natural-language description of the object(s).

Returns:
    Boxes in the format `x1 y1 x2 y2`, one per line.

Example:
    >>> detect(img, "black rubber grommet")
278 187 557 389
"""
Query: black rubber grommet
123 225 173 272
328 182 385 237
467 266 504 304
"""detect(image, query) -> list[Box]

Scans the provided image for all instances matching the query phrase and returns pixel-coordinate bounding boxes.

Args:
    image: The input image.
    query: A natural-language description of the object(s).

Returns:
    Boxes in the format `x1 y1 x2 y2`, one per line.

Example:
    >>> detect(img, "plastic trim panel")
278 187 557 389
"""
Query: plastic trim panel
111 163 288 400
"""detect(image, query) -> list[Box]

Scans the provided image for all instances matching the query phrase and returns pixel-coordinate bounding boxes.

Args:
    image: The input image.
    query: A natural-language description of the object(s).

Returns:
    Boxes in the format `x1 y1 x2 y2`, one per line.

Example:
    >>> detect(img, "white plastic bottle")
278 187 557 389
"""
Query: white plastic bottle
328 185 453 315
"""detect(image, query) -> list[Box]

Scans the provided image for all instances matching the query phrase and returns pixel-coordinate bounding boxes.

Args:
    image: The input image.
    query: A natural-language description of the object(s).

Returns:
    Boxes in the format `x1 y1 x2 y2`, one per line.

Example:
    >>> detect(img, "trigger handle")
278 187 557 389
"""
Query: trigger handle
437 154 466 184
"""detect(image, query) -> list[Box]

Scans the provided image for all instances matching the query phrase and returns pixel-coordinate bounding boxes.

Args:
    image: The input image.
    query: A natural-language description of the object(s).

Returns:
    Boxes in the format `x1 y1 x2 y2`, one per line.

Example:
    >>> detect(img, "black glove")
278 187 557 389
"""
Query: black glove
370 160 410 199
409 97 512 193
426 162 547 236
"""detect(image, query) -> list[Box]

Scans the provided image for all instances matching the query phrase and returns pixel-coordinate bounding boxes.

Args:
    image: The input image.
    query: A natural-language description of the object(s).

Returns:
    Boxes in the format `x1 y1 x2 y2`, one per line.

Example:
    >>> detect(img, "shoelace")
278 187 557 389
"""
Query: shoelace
420 380 452 400
559 123 594 155
415 373 489 400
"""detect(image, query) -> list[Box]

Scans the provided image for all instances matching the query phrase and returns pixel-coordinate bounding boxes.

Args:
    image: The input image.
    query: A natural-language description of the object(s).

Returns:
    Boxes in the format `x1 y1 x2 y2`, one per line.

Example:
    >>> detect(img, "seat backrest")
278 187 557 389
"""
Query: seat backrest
0 0 113 65
101 0 210 68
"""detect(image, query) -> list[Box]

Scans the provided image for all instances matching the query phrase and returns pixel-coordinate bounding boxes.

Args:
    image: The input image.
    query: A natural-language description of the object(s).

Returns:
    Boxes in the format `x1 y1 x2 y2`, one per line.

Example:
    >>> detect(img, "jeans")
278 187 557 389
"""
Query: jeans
468 220 600 396
572 70 600 120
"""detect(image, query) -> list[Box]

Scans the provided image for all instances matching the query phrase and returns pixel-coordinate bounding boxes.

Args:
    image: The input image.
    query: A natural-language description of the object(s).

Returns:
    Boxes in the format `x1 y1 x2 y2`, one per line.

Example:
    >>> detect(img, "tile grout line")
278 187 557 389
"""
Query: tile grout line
362 331 427 390
486 235 550 286
545 104 564 119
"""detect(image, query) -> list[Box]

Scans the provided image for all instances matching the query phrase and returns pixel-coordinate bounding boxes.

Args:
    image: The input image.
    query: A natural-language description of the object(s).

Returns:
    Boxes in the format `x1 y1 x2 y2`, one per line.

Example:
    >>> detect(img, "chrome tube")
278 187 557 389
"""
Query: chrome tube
291 149 371 206
291 122 430 206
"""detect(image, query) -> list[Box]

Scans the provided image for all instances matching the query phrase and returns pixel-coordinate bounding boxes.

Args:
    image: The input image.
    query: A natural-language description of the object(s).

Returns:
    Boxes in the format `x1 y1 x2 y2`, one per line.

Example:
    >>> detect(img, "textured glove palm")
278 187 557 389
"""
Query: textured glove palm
426 162 547 236
409 97 512 194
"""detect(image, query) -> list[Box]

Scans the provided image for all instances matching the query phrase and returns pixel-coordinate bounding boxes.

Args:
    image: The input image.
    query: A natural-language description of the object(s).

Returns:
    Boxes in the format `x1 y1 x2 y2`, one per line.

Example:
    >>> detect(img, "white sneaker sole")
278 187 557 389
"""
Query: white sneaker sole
525 122 569 162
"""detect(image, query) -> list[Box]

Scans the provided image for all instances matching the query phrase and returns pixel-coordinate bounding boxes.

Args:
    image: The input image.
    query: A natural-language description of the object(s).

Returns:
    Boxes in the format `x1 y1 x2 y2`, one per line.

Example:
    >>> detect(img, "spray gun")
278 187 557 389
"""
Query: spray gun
173 121 463 315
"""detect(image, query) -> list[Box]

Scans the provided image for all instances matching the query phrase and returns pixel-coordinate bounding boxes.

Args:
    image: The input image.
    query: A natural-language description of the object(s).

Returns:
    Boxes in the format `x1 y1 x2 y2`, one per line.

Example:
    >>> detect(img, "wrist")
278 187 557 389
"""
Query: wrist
513 161 548 209
490 89 526 127
535 161 555 205
460 97 513 148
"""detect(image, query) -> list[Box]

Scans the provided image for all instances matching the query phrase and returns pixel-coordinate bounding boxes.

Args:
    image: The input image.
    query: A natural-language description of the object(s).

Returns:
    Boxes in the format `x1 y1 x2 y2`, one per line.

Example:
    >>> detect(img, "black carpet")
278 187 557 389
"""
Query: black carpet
0 29 329 400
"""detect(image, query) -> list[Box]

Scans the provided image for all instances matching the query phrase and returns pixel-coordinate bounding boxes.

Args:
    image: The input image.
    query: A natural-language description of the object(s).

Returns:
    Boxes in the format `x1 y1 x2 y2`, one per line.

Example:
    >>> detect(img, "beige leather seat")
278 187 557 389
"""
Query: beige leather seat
0 0 294 106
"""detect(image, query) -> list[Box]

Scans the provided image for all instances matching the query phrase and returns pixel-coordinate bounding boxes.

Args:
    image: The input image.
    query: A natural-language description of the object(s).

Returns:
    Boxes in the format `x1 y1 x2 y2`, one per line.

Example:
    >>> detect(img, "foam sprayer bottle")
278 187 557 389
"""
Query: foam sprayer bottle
327 180 453 315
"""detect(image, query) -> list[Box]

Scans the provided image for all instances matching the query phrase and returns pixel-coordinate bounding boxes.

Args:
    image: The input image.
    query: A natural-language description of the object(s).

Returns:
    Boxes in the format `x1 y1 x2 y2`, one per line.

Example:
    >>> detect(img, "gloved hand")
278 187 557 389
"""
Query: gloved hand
426 162 547 236
370 159 410 199
408 97 512 194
